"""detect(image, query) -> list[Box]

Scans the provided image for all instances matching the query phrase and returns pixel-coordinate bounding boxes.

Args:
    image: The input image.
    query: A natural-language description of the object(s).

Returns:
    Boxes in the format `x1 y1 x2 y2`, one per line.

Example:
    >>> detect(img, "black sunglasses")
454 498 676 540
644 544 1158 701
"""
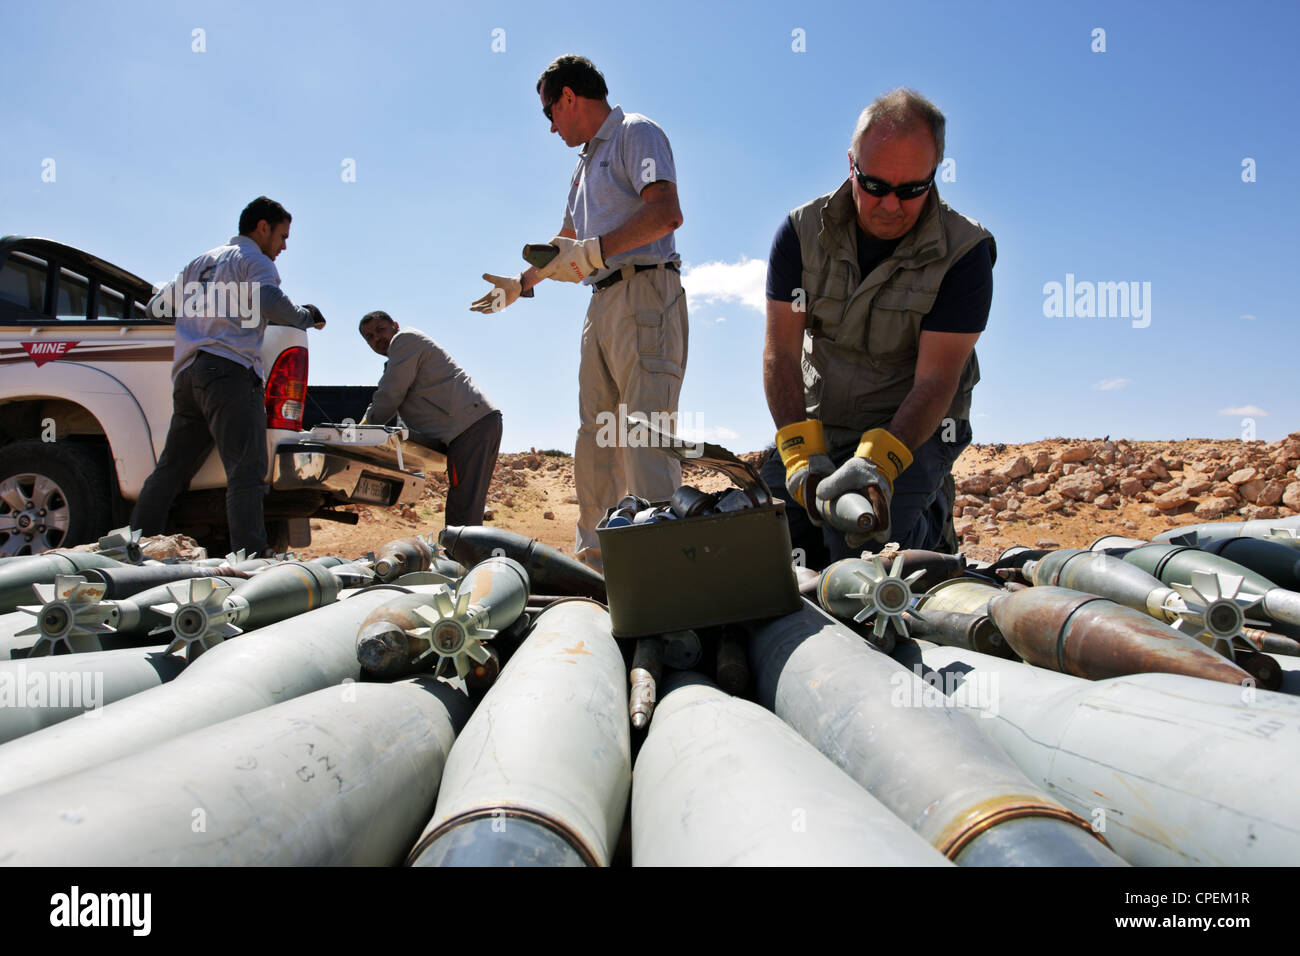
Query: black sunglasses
852 159 935 200
543 94 560 121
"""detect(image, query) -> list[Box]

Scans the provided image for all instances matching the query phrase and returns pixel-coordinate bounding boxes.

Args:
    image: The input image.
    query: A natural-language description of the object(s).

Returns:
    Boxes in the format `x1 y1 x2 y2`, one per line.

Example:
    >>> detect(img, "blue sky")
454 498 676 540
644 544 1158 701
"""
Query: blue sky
3 0 1297 452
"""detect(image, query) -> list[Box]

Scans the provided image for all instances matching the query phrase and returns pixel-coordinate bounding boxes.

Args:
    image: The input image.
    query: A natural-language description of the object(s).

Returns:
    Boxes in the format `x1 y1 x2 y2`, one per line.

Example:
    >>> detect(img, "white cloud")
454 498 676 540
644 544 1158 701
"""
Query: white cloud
1219 405 1268 416
682 257 766 314
677 424 741 444
1240 314 1257 320
1091 378 1131 391
715 316 726 323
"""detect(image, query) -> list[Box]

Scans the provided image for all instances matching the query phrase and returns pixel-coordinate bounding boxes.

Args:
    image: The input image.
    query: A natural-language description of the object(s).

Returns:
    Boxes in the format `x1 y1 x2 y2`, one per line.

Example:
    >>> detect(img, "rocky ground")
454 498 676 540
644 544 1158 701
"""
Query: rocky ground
296 434 1300 565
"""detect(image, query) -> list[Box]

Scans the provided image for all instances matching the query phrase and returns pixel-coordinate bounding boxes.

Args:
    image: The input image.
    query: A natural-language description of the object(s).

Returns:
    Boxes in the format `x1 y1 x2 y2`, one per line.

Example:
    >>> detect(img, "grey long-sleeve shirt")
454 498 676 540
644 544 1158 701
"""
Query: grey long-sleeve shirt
364 328 496 443
148 236 315 380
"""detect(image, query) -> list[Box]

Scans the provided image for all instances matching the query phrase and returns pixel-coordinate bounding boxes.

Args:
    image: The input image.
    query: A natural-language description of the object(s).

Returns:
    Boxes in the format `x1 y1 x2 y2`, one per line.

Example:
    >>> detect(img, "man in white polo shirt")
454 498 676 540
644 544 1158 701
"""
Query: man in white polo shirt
471 54 687 572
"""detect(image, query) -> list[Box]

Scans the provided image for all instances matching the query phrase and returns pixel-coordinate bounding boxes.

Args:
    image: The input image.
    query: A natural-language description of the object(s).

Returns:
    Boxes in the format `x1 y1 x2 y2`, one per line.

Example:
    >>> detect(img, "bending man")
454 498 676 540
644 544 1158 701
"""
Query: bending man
762 89 995 569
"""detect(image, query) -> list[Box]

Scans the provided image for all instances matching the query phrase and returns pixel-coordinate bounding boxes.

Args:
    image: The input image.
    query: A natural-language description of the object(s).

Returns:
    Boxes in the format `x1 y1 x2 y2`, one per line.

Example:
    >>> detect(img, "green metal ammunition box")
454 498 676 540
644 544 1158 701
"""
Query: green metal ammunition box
596 421 800 638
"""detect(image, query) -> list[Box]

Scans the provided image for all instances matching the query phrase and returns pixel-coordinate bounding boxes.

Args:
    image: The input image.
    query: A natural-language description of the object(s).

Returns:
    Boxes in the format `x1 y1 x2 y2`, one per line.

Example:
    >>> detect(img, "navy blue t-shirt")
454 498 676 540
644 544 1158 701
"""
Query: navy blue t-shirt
765 214 992 334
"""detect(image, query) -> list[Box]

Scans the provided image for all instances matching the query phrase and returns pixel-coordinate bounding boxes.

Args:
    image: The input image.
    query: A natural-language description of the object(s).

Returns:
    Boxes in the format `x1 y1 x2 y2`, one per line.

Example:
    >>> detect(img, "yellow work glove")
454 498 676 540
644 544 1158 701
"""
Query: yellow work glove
776 420 835 525
816 428 913 545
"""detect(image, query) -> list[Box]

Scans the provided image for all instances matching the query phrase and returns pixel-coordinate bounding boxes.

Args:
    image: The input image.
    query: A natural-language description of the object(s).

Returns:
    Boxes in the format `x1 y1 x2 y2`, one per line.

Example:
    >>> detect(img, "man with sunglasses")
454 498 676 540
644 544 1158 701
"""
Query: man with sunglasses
762 88 995 567
470 54 687 572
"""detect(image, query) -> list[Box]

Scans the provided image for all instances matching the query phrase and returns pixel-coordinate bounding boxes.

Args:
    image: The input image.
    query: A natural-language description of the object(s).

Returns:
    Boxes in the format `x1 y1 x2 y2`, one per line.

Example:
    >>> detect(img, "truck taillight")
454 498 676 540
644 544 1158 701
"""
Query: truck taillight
266 347 308 430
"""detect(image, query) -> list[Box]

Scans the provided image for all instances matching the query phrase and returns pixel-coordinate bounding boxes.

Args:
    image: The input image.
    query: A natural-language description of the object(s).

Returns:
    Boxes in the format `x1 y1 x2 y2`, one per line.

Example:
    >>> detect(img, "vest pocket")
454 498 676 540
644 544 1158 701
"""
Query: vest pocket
867 287 930 360
802 269 851 338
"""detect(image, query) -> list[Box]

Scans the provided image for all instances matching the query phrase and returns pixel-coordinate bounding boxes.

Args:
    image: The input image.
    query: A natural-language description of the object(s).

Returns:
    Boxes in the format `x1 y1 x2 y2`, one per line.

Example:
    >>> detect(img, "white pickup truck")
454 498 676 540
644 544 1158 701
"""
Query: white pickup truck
0 235 439 556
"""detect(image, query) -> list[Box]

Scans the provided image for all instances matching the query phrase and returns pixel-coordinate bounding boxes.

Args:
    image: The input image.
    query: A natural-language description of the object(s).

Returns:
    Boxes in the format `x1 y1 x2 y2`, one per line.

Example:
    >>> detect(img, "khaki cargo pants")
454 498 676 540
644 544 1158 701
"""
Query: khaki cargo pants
575 266 689 569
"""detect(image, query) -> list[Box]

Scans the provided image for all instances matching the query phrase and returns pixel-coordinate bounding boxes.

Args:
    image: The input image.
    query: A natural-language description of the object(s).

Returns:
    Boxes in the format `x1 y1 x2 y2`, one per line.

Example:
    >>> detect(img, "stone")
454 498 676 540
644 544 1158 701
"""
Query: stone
1283 481 1300 512
1032 451 1052 473
1194 497 1237 519
140 534 205 562
1153 489 1192 512
1095 493 1116 510
1059 445 1094 464
1238 479 1265 504
997 456 1033 480
1229 467 1257 485
1119 476 1144 496
1258 481 1286 507
1240 505 1280 520
1055 471 1105 502
1022 478 1051 496
958 475 993 495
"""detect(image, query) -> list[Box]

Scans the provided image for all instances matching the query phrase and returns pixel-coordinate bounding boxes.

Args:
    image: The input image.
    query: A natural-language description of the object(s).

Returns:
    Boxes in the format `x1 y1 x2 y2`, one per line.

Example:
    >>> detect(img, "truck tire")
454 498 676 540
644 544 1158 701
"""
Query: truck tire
0 440 113 556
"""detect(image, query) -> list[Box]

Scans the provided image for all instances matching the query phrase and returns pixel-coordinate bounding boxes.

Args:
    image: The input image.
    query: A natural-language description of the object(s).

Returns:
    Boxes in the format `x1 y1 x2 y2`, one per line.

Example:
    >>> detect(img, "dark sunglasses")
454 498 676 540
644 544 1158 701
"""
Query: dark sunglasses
852 159 934 200
543 96 559 121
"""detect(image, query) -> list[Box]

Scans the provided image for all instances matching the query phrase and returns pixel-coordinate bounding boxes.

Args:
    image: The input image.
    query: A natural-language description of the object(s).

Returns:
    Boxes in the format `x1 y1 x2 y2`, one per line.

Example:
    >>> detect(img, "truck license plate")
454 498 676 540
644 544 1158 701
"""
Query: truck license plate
353 475 394 505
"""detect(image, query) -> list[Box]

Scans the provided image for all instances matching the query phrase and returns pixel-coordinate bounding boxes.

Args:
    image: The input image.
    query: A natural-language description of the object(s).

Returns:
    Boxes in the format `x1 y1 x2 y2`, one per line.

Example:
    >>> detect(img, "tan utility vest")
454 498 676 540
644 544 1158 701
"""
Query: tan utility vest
791 179 995 433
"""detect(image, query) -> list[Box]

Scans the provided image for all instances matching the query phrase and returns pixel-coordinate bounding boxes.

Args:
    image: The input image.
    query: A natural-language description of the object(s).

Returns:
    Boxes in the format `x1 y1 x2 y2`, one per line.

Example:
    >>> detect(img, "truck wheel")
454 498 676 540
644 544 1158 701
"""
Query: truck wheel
0 440 112 556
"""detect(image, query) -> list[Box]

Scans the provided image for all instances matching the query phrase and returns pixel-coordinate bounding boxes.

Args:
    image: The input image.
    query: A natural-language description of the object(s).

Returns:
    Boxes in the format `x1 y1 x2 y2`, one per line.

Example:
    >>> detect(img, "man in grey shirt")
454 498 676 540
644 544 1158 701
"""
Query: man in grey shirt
471 54 687 571
132 196 325 555
359 311 501 527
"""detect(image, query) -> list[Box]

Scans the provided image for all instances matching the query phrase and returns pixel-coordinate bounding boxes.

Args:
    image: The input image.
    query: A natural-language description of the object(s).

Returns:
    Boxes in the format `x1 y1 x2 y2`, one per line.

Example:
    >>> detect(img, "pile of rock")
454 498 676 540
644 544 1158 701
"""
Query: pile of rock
952 433 1300 547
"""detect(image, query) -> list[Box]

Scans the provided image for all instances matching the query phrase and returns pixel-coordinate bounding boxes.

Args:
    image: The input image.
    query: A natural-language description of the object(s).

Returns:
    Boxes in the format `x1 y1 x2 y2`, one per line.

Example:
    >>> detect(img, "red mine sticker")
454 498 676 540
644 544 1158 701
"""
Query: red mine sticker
21 341 80 367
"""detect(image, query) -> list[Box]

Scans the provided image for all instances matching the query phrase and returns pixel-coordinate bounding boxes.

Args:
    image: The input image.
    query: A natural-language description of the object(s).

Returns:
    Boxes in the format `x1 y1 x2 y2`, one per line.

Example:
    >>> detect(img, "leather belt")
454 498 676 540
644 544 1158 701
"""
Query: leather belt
591 261 680 293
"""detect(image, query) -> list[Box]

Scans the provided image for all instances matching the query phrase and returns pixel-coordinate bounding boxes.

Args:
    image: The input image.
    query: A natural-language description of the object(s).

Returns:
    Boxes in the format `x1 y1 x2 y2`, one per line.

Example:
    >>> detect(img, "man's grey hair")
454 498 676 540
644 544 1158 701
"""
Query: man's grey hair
849 88 945 163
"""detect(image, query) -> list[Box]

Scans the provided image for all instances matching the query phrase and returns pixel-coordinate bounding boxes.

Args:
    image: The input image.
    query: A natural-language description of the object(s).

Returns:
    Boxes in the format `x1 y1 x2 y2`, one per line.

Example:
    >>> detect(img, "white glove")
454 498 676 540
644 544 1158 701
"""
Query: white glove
542 236 605 283
470 273 525 313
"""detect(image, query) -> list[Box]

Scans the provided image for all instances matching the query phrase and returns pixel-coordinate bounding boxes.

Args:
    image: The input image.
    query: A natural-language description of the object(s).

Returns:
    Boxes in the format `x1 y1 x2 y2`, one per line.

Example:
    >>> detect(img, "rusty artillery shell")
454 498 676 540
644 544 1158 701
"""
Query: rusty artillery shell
987 586 1254 685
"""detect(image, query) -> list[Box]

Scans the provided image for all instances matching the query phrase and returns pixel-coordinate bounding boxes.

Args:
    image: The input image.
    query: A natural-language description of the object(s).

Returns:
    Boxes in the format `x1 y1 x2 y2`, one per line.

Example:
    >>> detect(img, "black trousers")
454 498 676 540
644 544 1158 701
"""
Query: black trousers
131 351 270 554
412 409 502 528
